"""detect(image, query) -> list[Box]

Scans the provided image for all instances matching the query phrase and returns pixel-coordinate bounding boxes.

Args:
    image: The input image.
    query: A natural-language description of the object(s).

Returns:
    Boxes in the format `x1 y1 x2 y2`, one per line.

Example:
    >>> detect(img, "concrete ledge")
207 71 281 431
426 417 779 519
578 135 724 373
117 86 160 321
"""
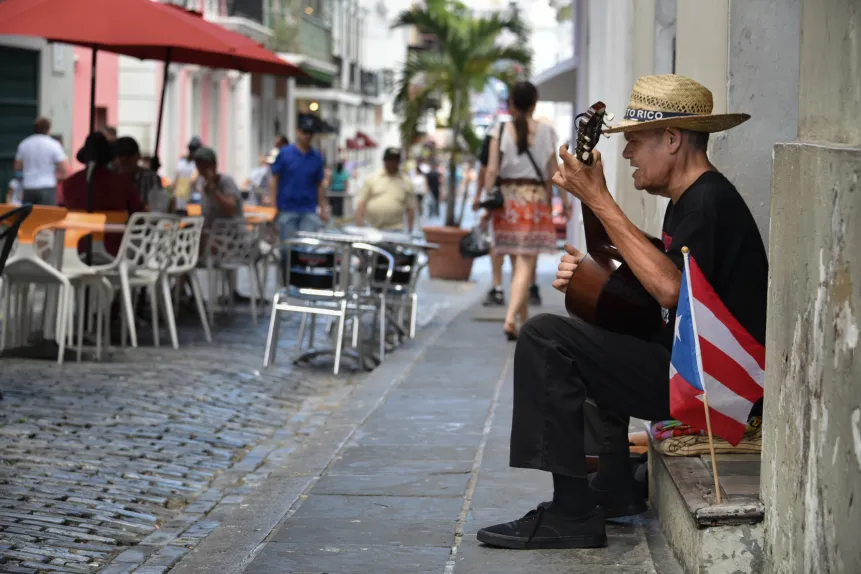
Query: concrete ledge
648 435 765 573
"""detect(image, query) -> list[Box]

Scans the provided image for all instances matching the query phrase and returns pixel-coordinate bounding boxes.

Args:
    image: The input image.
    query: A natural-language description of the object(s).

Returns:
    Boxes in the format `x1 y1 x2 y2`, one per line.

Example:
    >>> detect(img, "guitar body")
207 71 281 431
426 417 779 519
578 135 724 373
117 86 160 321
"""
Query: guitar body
564 206 664 339
560 102 664 338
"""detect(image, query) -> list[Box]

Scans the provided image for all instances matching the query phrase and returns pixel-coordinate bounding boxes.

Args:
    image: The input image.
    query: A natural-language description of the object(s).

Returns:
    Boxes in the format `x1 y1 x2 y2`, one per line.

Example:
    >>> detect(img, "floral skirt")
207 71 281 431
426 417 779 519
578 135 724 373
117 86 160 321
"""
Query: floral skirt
491 182 557 255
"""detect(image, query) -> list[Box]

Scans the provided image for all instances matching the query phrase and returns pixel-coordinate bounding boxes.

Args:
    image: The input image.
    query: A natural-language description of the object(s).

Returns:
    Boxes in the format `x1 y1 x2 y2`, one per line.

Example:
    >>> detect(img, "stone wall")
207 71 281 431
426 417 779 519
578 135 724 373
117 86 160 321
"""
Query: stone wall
615 0 800 247
761 0 861 571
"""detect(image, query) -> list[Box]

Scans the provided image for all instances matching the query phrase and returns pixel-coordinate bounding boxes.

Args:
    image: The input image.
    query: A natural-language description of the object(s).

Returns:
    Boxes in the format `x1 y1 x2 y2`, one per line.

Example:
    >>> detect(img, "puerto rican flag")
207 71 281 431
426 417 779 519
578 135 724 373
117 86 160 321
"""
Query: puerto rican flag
669 252 765 445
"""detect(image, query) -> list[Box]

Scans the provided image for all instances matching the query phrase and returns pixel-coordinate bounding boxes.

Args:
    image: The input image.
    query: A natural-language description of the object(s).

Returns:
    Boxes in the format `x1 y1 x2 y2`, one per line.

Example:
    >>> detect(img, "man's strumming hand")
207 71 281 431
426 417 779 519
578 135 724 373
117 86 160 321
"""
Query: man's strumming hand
552 243 585 293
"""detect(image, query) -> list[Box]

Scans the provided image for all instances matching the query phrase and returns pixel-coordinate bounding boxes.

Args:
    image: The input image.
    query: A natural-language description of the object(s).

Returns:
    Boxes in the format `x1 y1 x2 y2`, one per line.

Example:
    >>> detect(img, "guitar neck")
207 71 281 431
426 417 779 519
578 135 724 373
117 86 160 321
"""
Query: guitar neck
582 203 614 253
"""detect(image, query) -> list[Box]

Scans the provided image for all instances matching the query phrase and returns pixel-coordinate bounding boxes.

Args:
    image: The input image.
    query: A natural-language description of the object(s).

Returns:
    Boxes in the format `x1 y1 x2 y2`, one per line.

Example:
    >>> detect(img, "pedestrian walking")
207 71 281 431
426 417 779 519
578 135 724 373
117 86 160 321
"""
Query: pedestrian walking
354 147 416 232
270 115 329 281
14 117 68 205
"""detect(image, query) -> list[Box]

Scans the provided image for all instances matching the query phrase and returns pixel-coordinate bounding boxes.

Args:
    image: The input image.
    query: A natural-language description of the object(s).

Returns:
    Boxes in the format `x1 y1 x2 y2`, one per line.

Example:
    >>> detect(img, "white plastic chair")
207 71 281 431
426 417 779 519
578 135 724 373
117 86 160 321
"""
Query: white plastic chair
0 206 73 363
199 218 263 327
167 216 211 343
91 212 180 349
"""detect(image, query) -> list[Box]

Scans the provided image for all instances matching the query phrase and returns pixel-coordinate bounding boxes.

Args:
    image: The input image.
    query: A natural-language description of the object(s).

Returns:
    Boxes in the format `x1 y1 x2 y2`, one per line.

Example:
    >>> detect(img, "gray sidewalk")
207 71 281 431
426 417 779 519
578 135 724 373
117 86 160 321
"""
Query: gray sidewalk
0 275 471 574
171 273 681 574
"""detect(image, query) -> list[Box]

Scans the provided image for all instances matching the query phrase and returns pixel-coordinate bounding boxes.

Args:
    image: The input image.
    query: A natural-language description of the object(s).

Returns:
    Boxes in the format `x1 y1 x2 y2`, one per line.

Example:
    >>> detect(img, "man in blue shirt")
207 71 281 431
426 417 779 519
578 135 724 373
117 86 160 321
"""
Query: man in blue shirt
270 115 329 279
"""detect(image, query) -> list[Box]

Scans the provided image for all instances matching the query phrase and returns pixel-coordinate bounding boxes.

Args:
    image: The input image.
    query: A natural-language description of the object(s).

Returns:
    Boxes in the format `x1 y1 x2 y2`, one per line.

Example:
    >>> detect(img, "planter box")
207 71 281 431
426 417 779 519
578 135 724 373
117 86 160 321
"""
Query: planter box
422 225 474 281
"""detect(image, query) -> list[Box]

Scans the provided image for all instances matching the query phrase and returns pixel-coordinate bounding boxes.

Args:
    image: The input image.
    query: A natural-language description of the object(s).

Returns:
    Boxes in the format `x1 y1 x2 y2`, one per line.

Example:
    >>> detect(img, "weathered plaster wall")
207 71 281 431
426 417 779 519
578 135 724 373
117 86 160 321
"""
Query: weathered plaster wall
709 0 801 245
764 143 861 574
762 0 861 571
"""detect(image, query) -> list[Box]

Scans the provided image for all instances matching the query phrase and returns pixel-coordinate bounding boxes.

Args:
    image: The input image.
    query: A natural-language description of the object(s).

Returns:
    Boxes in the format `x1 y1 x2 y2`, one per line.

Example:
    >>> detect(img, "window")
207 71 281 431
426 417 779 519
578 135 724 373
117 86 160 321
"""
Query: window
302 0 324 20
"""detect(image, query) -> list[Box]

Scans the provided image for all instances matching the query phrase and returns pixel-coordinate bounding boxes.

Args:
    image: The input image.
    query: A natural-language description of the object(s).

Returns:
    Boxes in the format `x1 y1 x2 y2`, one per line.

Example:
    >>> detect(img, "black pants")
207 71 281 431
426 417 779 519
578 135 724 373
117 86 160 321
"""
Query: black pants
510 314 671 478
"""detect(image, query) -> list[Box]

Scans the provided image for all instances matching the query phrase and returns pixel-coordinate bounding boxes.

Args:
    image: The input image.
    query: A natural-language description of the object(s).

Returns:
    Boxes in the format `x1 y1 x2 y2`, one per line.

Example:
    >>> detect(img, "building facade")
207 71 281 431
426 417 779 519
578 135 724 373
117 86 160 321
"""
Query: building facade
0 37 75 191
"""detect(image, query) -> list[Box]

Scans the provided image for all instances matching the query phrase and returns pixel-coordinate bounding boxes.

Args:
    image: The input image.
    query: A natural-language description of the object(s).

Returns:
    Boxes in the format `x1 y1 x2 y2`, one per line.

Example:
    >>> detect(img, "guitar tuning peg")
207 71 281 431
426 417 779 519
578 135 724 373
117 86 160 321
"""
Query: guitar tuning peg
605 112 615 122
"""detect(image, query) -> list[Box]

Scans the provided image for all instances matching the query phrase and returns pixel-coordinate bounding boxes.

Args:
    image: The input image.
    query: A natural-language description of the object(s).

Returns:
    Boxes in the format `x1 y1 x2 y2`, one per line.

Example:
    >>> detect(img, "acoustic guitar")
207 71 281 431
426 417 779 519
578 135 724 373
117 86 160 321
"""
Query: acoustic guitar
563 102 664 339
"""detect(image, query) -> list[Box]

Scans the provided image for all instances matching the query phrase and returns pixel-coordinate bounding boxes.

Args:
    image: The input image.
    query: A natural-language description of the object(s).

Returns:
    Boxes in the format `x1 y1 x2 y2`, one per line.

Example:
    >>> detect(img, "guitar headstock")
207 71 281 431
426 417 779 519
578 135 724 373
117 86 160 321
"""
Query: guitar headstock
574 101 607 166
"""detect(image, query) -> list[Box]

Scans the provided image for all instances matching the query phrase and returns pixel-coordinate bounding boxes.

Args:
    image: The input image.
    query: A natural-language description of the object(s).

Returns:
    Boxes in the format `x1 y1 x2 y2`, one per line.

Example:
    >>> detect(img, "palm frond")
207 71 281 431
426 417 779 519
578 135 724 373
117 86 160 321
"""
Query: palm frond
390 5 452 43
399 84 439 150
394 51 452 108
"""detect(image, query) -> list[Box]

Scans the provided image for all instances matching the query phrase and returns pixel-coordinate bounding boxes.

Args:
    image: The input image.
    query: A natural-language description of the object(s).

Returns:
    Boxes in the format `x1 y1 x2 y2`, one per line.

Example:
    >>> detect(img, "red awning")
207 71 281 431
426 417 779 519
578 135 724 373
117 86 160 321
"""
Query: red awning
0 0 306 77
356 131 378 148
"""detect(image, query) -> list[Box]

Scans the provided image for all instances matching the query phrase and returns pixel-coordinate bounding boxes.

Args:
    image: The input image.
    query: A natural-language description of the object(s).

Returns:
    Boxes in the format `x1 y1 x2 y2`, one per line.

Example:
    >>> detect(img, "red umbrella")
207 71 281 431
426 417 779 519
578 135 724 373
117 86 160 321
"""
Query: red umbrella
0 0 306 174
0 0 301 74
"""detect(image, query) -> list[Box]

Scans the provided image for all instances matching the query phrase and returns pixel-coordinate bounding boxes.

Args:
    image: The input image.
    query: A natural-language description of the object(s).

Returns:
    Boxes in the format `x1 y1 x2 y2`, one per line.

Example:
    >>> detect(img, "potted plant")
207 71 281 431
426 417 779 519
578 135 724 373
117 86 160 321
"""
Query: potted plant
391 0 531 280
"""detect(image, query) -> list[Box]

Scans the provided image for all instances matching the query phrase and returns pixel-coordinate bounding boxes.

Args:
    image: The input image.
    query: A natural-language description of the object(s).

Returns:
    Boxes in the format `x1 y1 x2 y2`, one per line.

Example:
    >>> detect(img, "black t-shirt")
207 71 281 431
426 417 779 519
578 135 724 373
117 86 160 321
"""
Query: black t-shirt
652 171 769 353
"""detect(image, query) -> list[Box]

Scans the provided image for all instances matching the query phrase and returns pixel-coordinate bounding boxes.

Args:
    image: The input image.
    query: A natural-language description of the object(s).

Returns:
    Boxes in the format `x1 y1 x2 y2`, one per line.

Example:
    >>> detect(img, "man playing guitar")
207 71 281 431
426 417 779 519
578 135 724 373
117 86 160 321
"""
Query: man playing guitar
477 74 769 550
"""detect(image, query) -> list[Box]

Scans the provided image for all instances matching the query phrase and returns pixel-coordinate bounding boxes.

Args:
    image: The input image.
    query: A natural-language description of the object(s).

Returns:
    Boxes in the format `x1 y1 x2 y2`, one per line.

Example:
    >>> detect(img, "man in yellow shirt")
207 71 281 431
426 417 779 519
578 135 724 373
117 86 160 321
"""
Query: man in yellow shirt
355 147 416 232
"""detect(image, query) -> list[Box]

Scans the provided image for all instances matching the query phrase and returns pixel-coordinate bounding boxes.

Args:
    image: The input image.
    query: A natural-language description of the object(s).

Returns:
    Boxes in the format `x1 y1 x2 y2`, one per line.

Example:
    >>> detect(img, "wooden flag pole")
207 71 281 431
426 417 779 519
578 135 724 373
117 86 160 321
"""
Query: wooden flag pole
701 394 723 504
681 246 722 505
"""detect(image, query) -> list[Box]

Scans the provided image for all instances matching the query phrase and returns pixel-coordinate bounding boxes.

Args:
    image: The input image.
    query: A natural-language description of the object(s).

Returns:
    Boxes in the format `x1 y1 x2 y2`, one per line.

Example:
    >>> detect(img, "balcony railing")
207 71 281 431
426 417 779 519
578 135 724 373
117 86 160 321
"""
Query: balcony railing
298 14 333 63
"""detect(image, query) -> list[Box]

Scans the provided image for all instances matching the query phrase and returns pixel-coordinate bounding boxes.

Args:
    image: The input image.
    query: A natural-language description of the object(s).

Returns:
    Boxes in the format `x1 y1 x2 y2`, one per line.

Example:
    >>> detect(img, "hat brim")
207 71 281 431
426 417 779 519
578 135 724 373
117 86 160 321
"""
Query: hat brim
604 113 751 134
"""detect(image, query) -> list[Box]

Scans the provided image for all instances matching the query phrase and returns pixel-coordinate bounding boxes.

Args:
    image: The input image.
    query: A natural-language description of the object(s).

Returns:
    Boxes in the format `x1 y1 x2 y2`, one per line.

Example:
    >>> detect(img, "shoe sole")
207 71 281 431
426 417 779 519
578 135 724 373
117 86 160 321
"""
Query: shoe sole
476 530 607 550
537 499 649 520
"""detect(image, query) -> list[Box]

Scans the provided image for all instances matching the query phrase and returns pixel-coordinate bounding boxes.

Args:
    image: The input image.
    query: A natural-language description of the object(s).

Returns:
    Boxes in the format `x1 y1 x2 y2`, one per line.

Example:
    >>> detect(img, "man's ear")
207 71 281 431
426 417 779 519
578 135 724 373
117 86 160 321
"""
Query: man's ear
665 128 683 154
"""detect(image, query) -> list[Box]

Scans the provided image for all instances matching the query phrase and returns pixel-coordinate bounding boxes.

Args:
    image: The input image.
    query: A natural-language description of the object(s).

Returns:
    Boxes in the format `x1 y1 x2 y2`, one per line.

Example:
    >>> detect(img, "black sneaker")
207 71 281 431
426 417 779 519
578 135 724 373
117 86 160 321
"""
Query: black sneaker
529 284 542 306
476 505 607 550
538 478 648 520
482 287 505 306
591 482 648 519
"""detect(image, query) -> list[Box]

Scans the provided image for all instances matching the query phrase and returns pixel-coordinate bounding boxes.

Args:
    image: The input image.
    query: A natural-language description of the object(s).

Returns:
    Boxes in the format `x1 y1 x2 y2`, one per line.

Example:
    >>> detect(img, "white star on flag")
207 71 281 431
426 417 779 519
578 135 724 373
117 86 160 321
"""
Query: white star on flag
674 312 682 342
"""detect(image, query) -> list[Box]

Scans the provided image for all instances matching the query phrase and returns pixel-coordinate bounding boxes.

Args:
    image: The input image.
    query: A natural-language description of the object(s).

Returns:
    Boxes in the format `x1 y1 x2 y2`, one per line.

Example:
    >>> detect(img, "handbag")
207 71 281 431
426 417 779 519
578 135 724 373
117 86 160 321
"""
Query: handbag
479 121 507 211
459 224 492 259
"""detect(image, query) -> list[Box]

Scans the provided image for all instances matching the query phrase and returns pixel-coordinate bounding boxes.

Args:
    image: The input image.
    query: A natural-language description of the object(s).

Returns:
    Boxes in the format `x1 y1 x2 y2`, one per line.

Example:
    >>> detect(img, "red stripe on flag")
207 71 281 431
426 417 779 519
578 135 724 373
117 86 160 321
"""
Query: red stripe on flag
699 337 765 404
687 255 765 369
670 373 707 432
703 401 747 446
670 373 747 446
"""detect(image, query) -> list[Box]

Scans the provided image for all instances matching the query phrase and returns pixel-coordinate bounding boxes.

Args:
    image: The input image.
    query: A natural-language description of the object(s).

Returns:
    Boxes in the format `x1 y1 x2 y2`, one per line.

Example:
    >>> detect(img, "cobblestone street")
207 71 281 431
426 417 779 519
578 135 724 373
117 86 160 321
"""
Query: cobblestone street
0 276 471 574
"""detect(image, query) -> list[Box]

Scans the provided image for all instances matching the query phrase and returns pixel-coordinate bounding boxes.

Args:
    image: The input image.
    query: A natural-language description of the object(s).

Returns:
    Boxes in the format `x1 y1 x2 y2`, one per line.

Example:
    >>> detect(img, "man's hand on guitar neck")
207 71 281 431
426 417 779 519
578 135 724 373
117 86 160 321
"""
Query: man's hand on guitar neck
552 145 682 309
552 243 584 293
552 145 612 210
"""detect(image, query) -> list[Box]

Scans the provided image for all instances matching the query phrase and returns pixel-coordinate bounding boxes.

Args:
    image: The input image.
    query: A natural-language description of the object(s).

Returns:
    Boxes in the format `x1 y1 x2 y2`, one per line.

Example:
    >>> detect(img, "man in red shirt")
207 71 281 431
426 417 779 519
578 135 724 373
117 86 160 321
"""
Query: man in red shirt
62 132 145 255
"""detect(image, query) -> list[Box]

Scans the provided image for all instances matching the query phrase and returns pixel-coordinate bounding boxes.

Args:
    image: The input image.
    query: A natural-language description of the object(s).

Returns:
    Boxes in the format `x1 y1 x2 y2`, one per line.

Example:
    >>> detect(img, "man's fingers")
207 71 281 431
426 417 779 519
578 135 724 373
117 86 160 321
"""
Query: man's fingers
552 278 568 293
559 143 573 162
563 243 583 258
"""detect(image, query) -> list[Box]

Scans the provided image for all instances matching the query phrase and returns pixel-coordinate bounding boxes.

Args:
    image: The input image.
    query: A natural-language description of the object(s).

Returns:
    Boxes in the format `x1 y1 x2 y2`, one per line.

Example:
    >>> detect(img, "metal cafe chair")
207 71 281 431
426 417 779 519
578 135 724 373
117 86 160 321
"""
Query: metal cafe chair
262 238 394 375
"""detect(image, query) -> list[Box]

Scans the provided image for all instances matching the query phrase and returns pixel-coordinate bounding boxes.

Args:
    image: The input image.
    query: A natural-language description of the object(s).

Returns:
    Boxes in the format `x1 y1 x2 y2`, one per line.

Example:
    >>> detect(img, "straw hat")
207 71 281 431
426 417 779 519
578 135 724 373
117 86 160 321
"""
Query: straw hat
604 74 750 134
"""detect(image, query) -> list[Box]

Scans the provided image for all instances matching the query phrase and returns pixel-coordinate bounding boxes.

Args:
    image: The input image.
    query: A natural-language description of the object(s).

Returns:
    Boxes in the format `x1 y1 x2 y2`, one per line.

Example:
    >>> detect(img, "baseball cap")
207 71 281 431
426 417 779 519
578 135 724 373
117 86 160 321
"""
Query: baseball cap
114 136 141 158
298 115 318 133
383 147 401 161
192 146 218 164
188 136 202 151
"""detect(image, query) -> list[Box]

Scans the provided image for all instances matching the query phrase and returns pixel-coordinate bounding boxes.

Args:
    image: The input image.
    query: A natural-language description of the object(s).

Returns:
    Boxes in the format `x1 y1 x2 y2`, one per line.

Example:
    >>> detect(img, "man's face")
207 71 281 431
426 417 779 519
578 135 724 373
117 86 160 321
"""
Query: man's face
296 130 312 148
195 160 217 181
115 153 140 176
621 129 673 193
384 158 399 174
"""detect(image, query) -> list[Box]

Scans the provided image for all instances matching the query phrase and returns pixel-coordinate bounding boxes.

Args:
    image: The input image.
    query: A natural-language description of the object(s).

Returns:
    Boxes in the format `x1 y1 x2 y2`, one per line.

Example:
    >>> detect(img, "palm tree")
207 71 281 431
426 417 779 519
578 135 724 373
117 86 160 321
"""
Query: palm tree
391 0 532 227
